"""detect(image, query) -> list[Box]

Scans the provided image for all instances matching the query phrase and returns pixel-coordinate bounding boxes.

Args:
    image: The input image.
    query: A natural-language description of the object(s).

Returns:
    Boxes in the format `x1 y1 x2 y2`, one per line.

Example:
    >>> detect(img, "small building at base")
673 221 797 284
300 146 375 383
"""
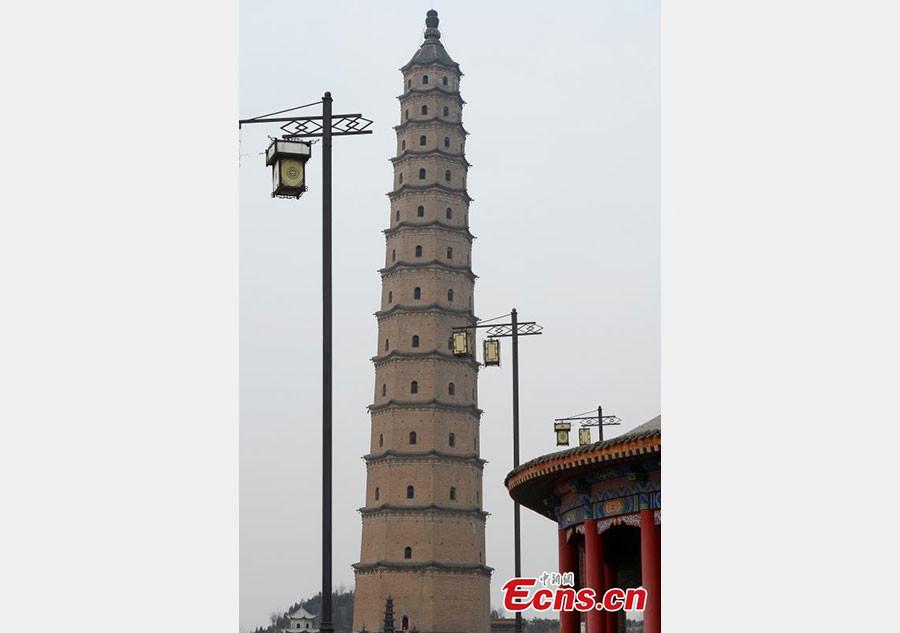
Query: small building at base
282 606 319 633
504 416 661 633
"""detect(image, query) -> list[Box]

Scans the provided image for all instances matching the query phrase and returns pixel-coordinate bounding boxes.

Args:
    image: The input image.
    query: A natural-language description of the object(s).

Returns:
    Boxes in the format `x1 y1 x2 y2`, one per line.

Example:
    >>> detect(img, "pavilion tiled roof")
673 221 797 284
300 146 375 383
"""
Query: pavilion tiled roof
505 415 661 488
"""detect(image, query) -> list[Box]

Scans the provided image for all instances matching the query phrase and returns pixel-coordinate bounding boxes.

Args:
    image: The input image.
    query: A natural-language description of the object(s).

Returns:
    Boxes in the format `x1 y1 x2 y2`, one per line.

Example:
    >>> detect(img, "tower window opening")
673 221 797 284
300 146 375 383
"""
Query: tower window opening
422 75 429 85
415 245 423 257
402 616 410 631
414 287 421 300
406 485 414 499
474 437 477 450
401 139 406 150
379 433 384 446
404 109 408 120
444 136 450 148
418 168 426 180
446 247 453 260
419 135 426 146
381 384 386 397
404 546 412 559
442 76 448 86
375 487 379 500
449 487 456 500
421 105 428 115
395 209 400 221
446 207 452 219
443 106 449 117
388 290 393 303
409 431 417 444
410 380 418 394
448 382 455 396
445 170 451 182
392 249 396 262
384 339 389 351
447 336 453 351
449 432 455 446
412 335 420 348
417 205 424 217
447 288 454 302
407 79 411 88
399 173 403 184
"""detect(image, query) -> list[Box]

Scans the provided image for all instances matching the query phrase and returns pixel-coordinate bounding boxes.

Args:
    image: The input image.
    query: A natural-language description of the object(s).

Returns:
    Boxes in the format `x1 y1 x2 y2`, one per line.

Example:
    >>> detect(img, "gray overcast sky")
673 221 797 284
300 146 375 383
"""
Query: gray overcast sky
240 1 659 630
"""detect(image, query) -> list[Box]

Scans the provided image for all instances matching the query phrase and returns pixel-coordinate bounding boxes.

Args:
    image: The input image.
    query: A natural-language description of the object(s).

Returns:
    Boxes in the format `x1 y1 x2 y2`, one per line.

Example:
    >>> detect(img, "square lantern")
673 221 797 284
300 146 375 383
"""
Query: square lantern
483 339 500 367
578 427 592 446
266 139 312 198
554 422 571 447
452 330 470 356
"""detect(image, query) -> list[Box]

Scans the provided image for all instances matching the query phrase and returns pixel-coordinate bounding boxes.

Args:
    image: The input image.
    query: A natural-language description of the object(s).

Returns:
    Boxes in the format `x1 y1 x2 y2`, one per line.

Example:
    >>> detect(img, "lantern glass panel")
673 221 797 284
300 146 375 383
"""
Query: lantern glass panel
483 339 500 366
578 428 592 446
452 331 469 356
554 422 571 447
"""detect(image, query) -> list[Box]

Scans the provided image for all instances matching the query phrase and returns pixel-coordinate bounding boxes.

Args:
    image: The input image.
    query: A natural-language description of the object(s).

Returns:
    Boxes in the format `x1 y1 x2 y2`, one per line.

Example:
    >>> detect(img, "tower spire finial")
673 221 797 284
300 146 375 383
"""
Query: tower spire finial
424 9 441 40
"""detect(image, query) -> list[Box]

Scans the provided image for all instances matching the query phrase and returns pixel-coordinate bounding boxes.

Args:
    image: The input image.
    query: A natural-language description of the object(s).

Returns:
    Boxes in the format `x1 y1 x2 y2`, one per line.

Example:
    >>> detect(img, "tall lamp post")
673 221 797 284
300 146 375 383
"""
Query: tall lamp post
239 93 372 633
452 307 543 633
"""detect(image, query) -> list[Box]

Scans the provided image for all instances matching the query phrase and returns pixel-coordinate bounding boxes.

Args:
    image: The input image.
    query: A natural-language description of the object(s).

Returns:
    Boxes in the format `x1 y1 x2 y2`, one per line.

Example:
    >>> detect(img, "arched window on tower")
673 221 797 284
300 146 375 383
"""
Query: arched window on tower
399 173 403 184
446 247 453 260
392 249 396 262
422 75 429 85
410 380 418 394
417 205 424 217
378 432 383 446
404 546 412 559
384 338 389 351
421 105 428 115
419 135 426 146
407 79 411 88
449 487 456 501
447 336 453 351
447 288 454 302
444 136 450 148
418 168 426 180
442 76 448 86
404 109 409 120
395 209 399 222
449 432 455 446
446 207 452 219
414 287 421 300
402 616 410 631
448 382 455 396
443 106 449 117
445 170 451 182
412 335 419 348
388 290 393 303
415 245 422 257
381 384 386 397
409 431 417 445
401 139 406 150
406 485 414 499
374 487 379 500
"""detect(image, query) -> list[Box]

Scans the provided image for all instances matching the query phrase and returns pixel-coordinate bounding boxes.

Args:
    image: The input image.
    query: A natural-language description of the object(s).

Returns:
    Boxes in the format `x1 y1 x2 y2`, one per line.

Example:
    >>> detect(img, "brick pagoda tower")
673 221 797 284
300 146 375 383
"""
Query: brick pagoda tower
352 10 491 633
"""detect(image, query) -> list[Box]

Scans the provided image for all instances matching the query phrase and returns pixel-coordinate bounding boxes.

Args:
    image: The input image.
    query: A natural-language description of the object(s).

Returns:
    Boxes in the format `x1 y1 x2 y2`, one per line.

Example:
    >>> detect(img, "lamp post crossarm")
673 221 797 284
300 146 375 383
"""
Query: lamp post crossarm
554 414 622 427
451 322 543 338
239 113 374 138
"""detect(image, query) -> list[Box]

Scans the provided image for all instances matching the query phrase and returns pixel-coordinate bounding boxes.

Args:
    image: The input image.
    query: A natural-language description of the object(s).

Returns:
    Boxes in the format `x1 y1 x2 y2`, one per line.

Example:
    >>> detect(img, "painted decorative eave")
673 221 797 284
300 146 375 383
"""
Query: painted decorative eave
504 416 661 492
383 220 475 241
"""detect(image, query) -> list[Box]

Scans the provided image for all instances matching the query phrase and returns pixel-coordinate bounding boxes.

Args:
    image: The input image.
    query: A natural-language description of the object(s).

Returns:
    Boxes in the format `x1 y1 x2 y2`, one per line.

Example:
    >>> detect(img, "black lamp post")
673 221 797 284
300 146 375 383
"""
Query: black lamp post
240 93 372 633
452 307 543 633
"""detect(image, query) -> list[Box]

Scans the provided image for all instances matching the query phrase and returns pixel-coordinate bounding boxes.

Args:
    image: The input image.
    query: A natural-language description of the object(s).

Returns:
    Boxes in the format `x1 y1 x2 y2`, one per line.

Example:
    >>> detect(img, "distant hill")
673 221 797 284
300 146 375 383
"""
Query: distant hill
250 589 355 633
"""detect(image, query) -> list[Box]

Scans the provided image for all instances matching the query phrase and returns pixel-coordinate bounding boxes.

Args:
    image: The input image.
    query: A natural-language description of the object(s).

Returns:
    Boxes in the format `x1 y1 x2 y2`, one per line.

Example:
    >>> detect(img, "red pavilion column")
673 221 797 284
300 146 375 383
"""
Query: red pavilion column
640 509 661 633
604 560 618 633
558 529 580 633
583 519 606 633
